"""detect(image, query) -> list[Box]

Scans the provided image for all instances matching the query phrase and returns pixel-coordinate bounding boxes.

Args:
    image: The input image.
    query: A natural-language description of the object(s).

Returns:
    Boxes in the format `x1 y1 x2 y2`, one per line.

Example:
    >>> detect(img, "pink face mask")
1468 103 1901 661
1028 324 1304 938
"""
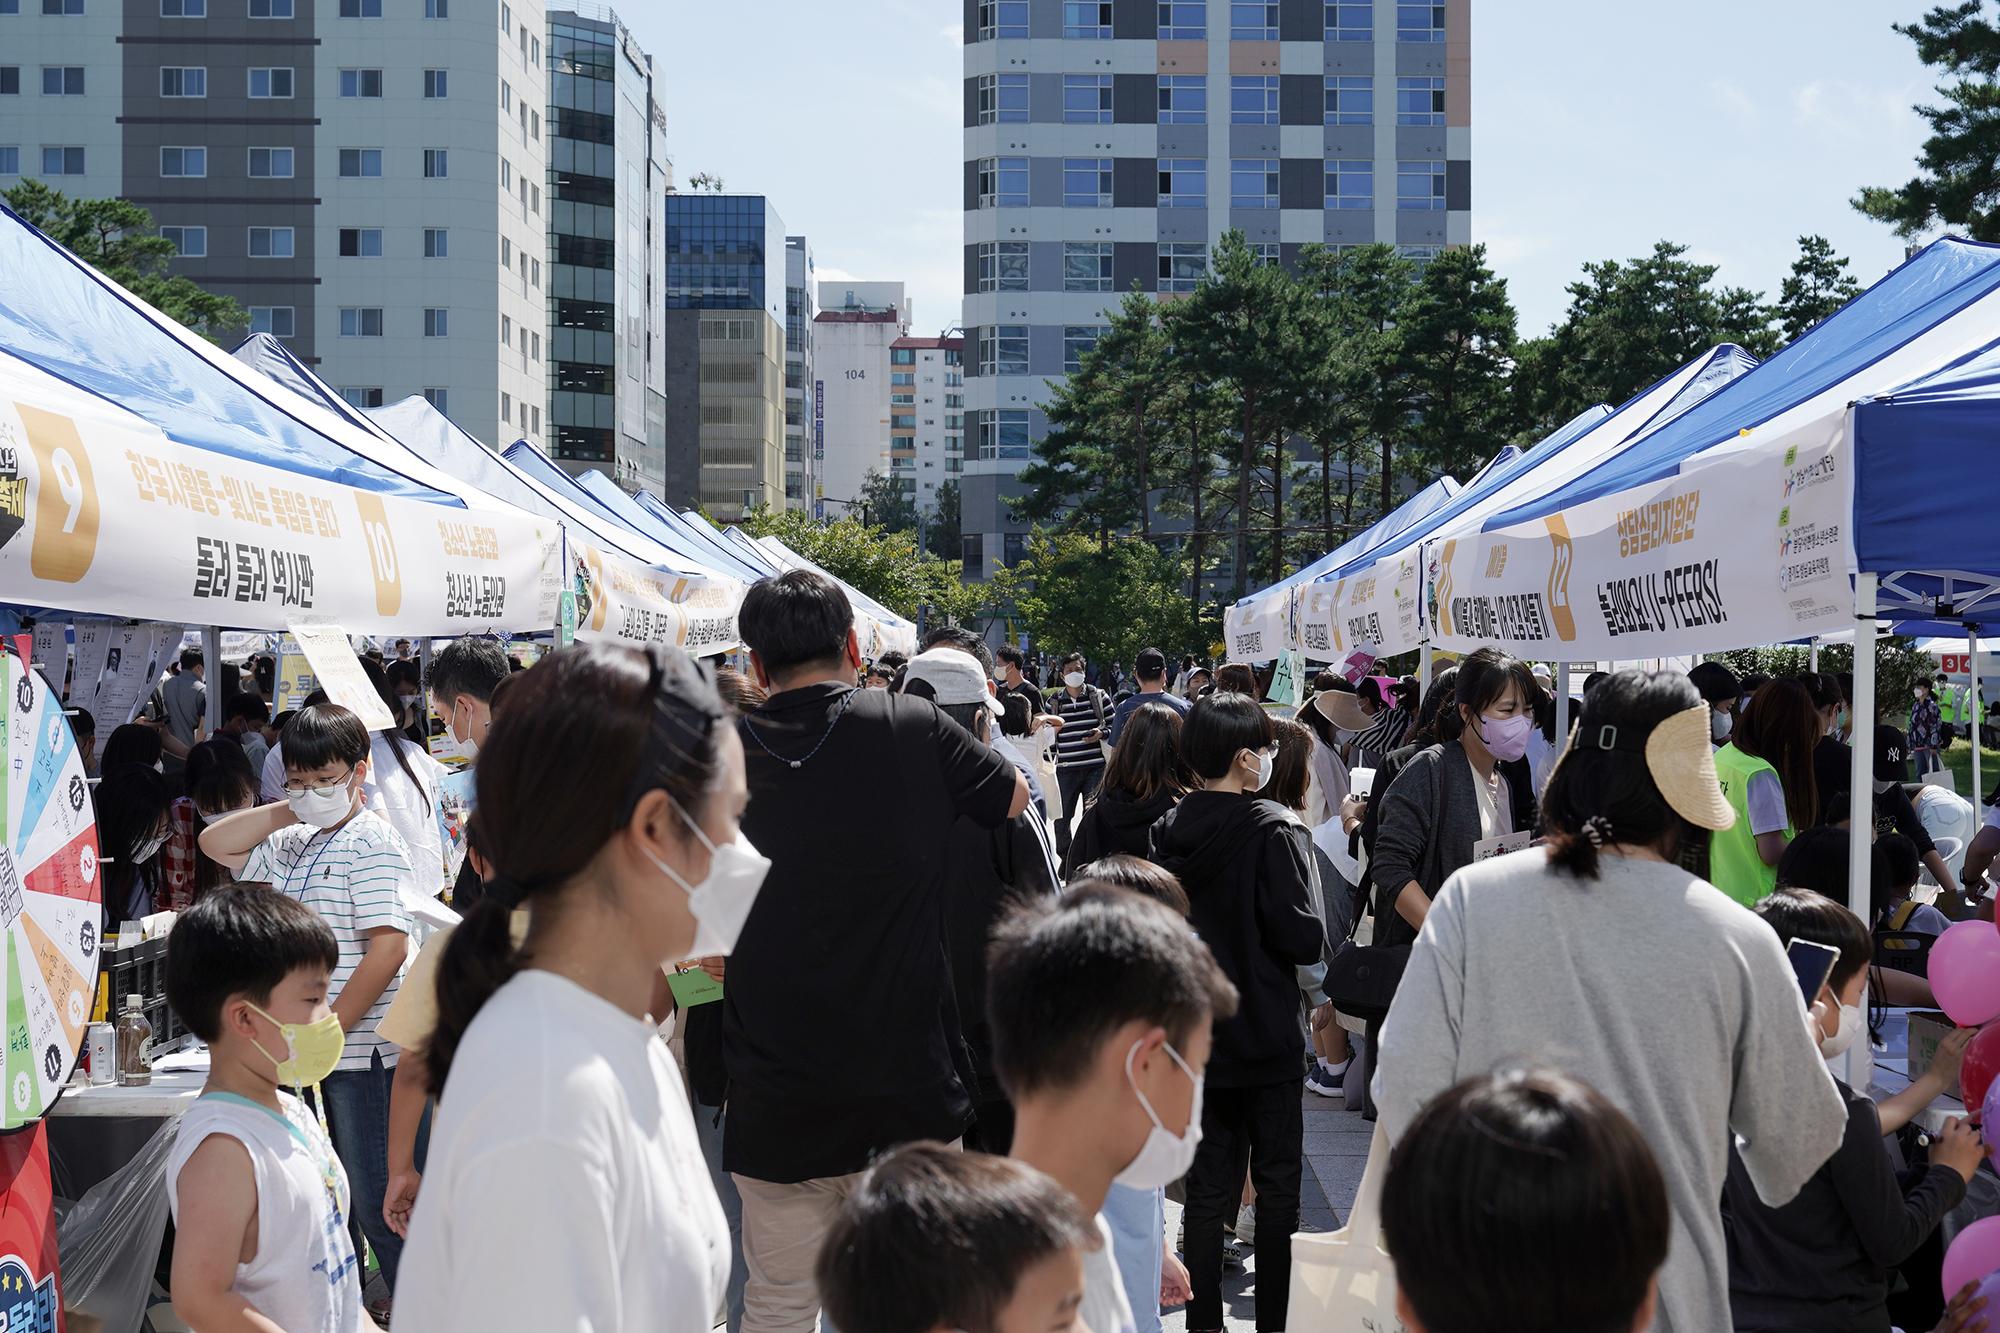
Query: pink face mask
1477 713 1534 763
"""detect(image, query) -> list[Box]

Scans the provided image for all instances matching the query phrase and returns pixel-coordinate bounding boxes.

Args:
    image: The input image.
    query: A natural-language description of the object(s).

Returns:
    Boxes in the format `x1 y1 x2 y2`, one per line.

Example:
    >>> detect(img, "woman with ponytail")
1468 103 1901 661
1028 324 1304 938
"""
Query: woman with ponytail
1375 669 1848 1333
395 643 761 1329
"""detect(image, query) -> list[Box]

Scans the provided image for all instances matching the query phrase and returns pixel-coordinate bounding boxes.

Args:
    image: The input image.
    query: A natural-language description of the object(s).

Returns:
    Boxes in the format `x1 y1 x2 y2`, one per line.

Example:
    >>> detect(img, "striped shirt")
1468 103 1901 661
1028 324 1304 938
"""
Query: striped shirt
1052 686 1109 770
243 810 414 1072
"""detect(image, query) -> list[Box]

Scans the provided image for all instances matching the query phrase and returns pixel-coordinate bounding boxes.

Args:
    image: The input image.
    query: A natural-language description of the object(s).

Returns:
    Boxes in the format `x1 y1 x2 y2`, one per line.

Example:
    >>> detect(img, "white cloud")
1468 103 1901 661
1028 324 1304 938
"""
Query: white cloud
817 266 860 285
1707 78 1759 128
941 22 964 44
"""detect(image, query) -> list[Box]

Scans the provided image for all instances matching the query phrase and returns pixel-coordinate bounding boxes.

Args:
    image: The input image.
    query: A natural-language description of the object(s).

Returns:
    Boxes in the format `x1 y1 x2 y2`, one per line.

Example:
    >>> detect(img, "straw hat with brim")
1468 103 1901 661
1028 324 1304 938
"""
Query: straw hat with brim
1310 690 1374 733
1553 704 1736 832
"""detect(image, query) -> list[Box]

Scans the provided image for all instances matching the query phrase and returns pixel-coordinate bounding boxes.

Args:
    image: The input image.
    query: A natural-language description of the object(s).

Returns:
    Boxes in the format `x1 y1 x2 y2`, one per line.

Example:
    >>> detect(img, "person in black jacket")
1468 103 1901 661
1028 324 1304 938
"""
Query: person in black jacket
1062 700 1189 879
1151 692 1325 1333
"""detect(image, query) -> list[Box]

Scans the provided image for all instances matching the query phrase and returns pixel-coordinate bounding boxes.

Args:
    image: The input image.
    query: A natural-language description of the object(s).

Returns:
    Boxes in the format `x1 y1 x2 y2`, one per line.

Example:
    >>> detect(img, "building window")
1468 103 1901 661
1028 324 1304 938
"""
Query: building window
159 0 202 13
1230 1 1277 39
40 147 84 175
423 69 448 98
1062 0 1110 38
0 71 15 96
1326 2 1371 39
1230 158 1278 209
1325 158 1373 209
977 241 1029 292
423 149 448 177
41 67 84 96
976 0 1028 39
1399 244 1441 266
249 305 295 337
1063 74 1112 124
159 146 206 177
530 331 540 360
248 67 292 98
1325 75 1371 124
423 227 448 257
1157 1 1205 38
247 225 294 257
338 148 382 177
339 386 384 408
1157 75 1206 124
1160 242 1207 293
500 391 511 423
975 72 1029 124
423 308 448 337
424 0 445 15
1397 76 1445 125
337 0 381 15
39 0 83 12
338 68 382 98
891 371 915 385
1064 241 1113 292
979 326 1030 377
1397 1 1443 41
159 225 206 257
1159 157 1206 208
500 158 511 189
1063 325 1105 374
1398 159 1446 210
337 227 383 257
973 409 1032 460
890 414 916 430
976 156 1028 209
1231 75 1278 125
247 146 294 178
339 307 384 337
500 236 511 267
1063 157 1112 208
500 314 511 345
0 149 17 175
500 80 511 111
159 66 205 97
499 1 508 30
248 0 294 16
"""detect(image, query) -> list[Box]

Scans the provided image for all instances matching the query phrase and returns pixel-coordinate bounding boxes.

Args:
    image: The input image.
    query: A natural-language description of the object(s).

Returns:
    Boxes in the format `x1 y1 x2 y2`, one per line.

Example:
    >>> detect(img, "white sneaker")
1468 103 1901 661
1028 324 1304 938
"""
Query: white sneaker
1234 1203 1256 1246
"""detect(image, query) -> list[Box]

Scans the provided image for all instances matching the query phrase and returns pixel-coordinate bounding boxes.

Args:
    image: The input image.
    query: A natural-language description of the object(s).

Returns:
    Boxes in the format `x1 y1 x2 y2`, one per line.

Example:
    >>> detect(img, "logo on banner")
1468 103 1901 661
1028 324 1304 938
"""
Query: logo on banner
352 494 402 617
577 547 606 632
1782 451 1836 497
1431 542 1456 637
1543 518 1577 643
1484 545 1508 579
17 406 99 584
0 1254 58 1328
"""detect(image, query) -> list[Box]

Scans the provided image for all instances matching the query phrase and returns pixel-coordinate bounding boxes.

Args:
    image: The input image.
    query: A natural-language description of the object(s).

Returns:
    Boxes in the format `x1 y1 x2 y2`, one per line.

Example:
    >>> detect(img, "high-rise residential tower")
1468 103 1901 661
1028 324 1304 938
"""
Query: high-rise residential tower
661 191 788 520
811 280 910 520
546 7 669 494
959 0 1472 581
0 0 554 454
784 235 817 512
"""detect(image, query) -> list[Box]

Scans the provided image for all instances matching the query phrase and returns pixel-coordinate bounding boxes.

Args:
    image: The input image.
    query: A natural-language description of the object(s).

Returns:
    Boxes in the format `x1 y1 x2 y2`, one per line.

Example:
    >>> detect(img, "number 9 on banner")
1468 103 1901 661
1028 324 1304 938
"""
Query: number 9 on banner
17 406 98 584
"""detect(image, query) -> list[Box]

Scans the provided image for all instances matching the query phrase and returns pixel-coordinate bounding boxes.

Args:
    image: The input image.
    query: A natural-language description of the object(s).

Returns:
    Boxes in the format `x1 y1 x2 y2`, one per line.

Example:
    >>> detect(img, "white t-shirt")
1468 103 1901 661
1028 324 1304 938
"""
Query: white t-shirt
241 812 413 1072
1080 1213 1138 1333
166 1092 366 1333
1470 766 1512 842
396 969 729 1332
365 733 447 896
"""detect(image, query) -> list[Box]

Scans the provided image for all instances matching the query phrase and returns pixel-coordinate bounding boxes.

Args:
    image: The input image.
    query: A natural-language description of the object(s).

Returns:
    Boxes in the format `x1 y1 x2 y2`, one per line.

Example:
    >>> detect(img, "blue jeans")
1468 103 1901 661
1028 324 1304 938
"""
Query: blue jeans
323 1051 414 1294
694 1100 748 1330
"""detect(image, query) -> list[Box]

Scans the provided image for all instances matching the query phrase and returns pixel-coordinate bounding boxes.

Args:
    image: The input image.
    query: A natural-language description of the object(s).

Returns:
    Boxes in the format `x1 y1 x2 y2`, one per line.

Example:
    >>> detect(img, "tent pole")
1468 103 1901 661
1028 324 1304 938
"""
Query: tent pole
1556 663 1571 748
1846 575 1878 1088
1971 626 1983 807
1419 643 1433 684
202 627 223 733
1809 638 1819 673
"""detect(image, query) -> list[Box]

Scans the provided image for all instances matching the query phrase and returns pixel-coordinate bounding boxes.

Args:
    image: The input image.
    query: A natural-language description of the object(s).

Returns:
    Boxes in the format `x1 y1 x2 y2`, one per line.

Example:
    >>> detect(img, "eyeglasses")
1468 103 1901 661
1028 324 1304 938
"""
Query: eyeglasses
281 769 354 800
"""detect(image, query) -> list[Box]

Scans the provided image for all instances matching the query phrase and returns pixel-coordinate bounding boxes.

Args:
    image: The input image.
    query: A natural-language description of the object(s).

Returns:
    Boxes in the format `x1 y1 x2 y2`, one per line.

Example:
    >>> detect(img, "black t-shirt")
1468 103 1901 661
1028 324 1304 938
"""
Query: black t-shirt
723 682 1019 1183
998 679 1044 717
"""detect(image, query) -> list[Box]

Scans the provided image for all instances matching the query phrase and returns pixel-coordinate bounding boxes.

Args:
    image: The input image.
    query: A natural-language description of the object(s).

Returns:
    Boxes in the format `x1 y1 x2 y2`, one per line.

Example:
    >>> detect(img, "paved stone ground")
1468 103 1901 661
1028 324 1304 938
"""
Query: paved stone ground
1158 1080 1373 1331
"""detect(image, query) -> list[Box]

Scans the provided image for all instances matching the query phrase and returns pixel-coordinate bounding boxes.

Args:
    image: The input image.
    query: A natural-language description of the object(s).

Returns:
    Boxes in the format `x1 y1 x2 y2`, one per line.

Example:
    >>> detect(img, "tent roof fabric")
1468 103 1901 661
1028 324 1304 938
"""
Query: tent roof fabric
1231 475 1463 610
0 203 452 502
575 472 772 586
1488 237 2000 529
498 441 726 578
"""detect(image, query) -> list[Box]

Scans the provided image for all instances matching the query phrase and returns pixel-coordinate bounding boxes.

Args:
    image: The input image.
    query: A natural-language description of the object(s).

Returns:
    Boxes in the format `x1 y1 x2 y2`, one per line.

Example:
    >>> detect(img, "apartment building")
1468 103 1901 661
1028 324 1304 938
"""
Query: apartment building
811 280 910 520
959 0 1472 580
891 335 966 516
784 234 817 512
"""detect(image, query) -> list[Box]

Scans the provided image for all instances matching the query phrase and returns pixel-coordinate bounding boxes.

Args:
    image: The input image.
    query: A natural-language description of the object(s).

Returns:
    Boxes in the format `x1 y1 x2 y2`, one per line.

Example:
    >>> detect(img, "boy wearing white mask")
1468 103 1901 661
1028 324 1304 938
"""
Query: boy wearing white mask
165 885 378 1333
200 703 415 1305
1721 888 1984 1331
988 886 1240 1333
1149 692 1326 1333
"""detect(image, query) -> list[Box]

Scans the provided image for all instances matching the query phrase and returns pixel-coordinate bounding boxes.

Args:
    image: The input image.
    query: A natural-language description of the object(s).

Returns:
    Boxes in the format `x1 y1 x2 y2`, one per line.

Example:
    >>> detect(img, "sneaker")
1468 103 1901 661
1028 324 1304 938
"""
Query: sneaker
1234 1203 1256 1247
1305 1063 1348 1098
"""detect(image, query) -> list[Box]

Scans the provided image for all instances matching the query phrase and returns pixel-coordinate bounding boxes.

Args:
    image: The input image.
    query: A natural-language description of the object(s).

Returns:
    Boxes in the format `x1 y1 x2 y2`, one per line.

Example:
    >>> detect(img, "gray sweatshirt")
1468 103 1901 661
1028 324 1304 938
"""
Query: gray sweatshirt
1376 850 1849 1333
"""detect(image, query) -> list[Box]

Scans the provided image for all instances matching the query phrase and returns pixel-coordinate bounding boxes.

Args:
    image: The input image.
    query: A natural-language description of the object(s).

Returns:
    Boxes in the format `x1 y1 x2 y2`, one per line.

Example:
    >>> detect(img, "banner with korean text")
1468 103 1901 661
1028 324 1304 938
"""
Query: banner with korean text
1302 547 1427 662
1422 424 1851 660
568 536 742 656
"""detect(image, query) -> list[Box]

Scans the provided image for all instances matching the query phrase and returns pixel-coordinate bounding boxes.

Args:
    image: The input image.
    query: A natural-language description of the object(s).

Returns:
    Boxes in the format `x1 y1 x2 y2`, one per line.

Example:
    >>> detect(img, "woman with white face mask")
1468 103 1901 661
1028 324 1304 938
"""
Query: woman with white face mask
1150 691 1326 1331
95 762 174 931
396 643 761 1331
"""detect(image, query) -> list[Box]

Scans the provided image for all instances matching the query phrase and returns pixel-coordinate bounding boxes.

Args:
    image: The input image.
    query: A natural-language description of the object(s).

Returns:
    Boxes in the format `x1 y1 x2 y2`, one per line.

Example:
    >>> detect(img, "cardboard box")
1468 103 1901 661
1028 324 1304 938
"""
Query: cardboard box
1908 1010 1964 1101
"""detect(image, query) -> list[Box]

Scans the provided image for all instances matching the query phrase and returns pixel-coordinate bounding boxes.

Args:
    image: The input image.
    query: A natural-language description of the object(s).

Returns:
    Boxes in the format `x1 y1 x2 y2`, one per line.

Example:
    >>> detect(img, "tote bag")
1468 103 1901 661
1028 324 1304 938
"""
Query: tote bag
1288 1124 1406 1332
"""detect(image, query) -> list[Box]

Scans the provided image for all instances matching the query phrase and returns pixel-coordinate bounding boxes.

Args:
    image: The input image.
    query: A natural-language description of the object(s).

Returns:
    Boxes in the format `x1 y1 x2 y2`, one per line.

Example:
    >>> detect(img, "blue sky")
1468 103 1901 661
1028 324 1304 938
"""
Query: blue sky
630 1 1938 339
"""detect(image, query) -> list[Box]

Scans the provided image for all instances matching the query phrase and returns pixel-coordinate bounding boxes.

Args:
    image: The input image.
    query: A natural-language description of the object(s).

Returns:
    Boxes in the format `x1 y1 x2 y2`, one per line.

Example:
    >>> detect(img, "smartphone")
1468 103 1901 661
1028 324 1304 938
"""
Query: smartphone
1787 937 1841 1007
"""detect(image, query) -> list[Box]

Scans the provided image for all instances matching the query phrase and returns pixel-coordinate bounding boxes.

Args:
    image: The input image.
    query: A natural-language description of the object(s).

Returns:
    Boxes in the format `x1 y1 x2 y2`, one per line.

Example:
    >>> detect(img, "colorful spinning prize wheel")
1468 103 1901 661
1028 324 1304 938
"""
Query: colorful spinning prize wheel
0 653 99 1127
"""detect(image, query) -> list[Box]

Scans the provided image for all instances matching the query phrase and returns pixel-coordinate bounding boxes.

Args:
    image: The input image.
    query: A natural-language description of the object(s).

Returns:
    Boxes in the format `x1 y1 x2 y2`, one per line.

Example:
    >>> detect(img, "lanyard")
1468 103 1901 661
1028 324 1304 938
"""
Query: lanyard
282 827 340 899
200 1091 343 1211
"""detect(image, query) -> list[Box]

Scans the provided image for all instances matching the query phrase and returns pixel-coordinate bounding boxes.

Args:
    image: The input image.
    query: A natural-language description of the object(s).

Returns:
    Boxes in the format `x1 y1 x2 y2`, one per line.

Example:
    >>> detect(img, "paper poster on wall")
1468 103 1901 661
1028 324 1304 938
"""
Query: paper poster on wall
286 623 395 733
275 633 316 711
69 619 109 708
89 623 165 725
27 623 63 690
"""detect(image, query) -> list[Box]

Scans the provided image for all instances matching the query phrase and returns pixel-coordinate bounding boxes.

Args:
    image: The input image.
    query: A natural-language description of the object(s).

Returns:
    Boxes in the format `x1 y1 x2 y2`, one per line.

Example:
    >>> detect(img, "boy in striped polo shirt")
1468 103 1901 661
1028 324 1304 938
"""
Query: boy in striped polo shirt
201 702 416 1302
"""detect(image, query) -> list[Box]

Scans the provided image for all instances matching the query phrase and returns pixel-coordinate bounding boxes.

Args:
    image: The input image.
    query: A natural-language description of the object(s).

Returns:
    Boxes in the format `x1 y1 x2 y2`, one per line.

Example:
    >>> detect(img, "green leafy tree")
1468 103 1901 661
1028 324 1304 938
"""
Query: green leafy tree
1708 636 1938 725
739 506 985 625
1395 244 1524 485
993 530 1197 666
926 481 961 562
1855 2 2000 239
3 180 245 339
1774 234 1864 343
857 469 918 533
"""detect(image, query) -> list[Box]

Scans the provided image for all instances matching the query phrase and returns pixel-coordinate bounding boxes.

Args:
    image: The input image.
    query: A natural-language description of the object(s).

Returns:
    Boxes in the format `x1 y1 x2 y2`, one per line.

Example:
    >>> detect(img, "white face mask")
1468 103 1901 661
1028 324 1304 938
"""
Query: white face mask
1064 672 1085 688
450 701 481 760
287 777 356 830
1247 746 1275 793
130 831 168 864
1711 708 1733 743
641 800 772 958
1820 1000 1865 1061
1114 1038 1204 1190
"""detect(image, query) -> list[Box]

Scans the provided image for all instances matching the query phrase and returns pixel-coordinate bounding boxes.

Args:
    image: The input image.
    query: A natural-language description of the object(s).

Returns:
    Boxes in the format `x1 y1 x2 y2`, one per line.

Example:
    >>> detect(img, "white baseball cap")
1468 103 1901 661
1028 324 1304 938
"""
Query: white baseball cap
900 647 1004 717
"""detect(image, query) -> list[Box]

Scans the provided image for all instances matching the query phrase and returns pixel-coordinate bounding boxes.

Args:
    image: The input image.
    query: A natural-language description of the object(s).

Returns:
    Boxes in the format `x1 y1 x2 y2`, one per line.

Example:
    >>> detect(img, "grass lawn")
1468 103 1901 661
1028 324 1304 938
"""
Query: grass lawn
1938 742 1999 803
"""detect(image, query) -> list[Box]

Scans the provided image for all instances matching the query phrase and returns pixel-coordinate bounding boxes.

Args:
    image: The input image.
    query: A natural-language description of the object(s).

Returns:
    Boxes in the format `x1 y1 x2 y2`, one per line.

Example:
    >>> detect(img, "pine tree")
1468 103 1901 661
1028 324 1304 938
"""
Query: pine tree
1855 2 2000 240
1774 235 1864 343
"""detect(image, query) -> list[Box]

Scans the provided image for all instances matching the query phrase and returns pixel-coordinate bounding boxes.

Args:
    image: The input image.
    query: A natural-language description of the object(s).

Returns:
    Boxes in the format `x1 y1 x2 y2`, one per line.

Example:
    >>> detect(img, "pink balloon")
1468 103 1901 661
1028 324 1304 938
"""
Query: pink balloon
1944 1216 2000 1298
1931 923 2000 1027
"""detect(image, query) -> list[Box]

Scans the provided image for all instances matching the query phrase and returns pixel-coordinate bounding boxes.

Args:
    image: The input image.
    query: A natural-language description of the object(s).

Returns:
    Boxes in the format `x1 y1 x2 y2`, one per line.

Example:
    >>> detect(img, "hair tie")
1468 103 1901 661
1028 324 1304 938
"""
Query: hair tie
1581 815 1613 849
482 875 529 910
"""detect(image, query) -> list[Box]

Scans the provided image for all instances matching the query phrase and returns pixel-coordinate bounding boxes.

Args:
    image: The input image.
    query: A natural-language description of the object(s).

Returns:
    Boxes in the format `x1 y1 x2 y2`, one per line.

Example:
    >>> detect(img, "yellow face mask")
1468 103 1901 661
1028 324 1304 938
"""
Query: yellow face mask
246 1003 345 1089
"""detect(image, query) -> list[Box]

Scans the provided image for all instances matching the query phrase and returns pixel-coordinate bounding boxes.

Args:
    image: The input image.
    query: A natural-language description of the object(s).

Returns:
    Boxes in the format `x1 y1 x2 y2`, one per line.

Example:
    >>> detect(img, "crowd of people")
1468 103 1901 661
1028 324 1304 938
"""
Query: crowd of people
59 580 2000 1332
